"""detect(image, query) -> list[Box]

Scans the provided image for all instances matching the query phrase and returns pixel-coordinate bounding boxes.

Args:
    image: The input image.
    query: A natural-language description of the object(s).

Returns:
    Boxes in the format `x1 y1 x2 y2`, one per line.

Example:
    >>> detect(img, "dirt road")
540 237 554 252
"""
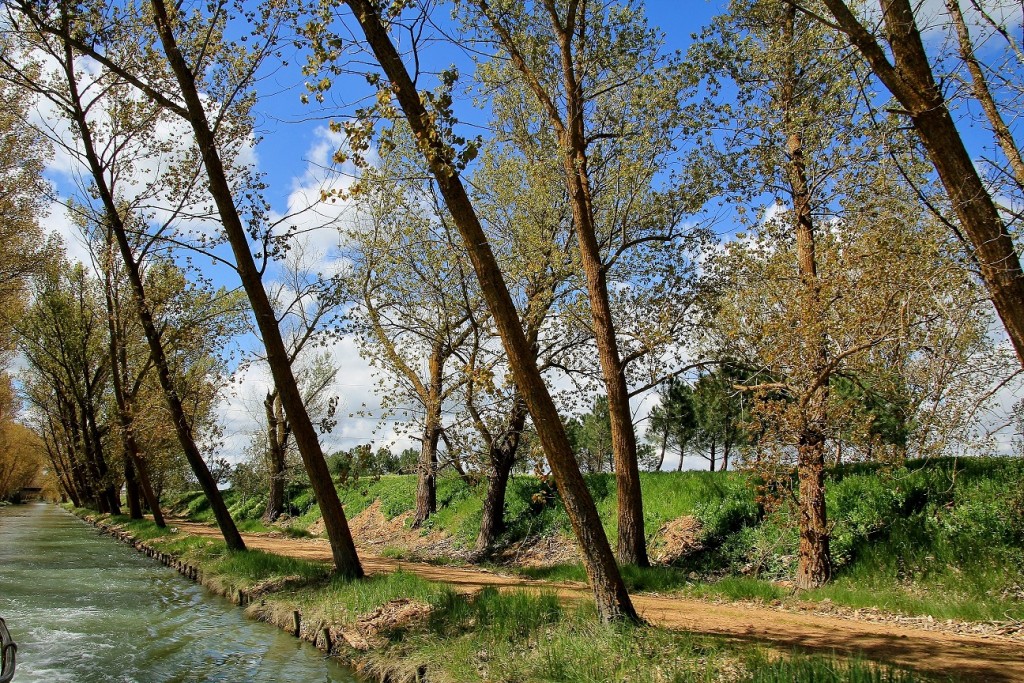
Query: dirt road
170 521 1023 681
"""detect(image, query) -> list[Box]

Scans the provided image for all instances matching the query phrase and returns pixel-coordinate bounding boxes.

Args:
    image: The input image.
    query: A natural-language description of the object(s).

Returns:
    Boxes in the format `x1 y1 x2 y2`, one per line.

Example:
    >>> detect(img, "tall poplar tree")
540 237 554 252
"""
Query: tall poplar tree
804 0 1024 367
307 0 637 622
464 0 699 567
691 0 997 586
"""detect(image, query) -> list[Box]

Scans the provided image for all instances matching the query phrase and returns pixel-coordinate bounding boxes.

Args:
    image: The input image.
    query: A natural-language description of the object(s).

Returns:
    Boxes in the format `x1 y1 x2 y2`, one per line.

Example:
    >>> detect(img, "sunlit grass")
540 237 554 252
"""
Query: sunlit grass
212 549 329 585
284 570 451 626
365 587 929 683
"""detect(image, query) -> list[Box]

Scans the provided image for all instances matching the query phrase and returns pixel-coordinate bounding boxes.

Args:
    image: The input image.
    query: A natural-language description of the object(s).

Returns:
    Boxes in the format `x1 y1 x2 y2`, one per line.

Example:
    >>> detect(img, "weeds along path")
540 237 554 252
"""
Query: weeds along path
170 520 1023 682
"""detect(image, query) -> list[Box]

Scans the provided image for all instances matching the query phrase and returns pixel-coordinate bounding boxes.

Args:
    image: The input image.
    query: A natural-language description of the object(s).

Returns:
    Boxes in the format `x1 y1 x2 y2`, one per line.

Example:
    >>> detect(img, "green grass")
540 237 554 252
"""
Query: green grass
690 576 787 603
362 588 932 683
169 457 1024 624
282 570 452 627
518 563 788 602
157 533 223 559
106 515 176 541
211 549 329 585
742 655 931 683
234 518 271 533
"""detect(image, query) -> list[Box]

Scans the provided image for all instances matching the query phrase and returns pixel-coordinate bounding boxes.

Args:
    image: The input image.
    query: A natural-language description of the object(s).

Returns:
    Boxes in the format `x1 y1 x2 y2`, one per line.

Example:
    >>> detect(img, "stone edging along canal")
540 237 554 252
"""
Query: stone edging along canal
73 511 408 683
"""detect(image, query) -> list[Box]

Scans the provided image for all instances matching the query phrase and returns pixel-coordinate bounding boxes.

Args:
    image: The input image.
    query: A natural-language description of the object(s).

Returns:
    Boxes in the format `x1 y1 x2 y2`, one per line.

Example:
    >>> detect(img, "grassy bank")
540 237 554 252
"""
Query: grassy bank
73 507 936 682
173 457 1024 623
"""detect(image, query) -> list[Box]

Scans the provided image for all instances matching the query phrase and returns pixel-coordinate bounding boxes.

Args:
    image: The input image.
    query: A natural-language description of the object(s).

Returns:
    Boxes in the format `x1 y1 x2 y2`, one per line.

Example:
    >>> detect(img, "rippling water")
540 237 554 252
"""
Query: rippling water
0 503 360 682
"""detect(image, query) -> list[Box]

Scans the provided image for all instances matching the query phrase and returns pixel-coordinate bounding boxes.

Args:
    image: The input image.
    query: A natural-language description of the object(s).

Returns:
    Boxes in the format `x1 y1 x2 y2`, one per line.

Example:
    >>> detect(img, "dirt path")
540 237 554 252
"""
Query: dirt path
170 521 1023 681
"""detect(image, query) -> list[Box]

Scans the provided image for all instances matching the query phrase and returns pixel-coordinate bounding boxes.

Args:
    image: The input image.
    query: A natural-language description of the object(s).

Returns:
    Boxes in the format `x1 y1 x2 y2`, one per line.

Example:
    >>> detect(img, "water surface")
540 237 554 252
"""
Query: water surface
0 503 360 682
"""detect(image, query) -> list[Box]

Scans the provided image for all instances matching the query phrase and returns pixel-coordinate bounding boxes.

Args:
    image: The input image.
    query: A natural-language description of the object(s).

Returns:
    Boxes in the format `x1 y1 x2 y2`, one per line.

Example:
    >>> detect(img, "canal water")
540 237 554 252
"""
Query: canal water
0 503 360 682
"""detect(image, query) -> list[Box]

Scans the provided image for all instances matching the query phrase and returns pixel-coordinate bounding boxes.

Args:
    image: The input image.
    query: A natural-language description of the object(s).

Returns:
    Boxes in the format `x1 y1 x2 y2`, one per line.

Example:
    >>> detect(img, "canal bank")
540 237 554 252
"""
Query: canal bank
55 504 1019 682
0 503 361 683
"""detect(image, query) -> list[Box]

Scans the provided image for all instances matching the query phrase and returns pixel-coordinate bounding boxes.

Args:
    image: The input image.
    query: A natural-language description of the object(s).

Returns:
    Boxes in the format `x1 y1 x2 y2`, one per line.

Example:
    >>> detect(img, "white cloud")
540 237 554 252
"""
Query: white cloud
215 334 418 463
42 200 94 269
263 126 368 279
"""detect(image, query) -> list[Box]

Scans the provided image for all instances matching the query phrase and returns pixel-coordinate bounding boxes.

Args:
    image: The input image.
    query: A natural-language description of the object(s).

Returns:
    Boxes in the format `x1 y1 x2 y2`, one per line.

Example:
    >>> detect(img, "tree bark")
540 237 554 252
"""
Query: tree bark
795 413 831 589
124 454 142 519
345 0 637 622
412 421 441 528
263 391 287 522
819 0 1024 367
474 395 528 554
476 458 512 553
149 0 361 576
413 344 444 527
656 427 668 472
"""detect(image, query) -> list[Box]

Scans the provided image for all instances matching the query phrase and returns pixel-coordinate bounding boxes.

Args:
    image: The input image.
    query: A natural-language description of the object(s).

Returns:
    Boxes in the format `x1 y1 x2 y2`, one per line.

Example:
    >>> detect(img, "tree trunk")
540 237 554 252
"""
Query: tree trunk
473 0 647 566
476 458 512 553
346 0 637 622
134 456 165 527
58 24 241 549
101 238 164 527
84 393 119 515
720 441 730 472
264 391 286 522
708 439 716 472
413 345 444 527
80 410 108 513
474 396 528 554
820 0 1024 367
124 454 142 519
412 421 441 528
150 0 362 576
782 4 832 588
543 5 647 568
945 0 1024 190
656 427 668 472
795 418 831 589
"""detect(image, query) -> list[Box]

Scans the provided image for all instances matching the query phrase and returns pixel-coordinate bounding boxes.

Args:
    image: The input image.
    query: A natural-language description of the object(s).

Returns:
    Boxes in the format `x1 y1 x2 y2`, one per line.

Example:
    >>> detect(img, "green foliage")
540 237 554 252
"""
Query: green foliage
336 474 418 520
227 491 268 523
646 378 697 468
566 396 614 473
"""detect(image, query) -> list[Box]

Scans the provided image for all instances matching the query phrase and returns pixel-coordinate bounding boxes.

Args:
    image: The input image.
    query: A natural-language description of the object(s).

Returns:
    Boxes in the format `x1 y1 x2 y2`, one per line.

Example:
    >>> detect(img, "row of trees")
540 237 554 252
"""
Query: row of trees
1 0 1021 622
